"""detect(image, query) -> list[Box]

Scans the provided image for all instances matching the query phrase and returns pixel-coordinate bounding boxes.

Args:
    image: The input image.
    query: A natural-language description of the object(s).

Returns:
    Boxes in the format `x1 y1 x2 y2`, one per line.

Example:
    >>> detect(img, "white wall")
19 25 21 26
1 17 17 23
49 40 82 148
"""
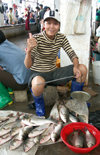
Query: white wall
60 0 92 85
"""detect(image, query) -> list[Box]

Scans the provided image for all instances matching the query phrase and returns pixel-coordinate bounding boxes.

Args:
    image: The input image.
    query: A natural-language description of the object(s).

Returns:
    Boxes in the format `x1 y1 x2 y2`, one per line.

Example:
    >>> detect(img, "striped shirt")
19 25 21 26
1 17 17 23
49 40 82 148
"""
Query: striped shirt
30 30 78 72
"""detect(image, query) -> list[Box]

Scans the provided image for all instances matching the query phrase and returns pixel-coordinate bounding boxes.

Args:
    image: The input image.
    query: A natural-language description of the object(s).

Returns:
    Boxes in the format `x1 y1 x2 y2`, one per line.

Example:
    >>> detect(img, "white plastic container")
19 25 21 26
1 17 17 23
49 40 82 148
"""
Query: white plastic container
92 61 100 85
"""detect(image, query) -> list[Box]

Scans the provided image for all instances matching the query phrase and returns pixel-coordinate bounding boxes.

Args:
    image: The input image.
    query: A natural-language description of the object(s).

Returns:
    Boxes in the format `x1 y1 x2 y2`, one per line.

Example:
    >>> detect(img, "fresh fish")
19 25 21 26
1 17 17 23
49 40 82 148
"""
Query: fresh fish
11 121 23 137
17 125 34 141
24 135 40 152
59 103 69 123
0 122 16 136
78 115 86 123
33 135 40 144
69 130 84 148
40 124 54 144
0 132 12 145
68 110 78 118
85 129 96 147
9 135 23 150
28 123 50 138
69 114 78 122
51 121 63 142
24 137 35 152
5 115 19 124
49 101 60 121
11 126 23 137
0 116 9 122
21 114 57 126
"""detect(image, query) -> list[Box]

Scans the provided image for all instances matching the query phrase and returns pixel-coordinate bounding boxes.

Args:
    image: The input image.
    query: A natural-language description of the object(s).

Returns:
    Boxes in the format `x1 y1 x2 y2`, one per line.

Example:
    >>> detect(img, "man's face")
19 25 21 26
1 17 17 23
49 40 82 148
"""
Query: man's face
44 18 60 40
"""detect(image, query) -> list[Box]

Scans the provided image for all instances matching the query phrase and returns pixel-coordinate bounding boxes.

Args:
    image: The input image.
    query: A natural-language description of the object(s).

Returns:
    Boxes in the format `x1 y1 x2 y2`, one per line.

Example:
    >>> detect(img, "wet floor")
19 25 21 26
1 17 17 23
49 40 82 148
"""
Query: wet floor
2 33 100 155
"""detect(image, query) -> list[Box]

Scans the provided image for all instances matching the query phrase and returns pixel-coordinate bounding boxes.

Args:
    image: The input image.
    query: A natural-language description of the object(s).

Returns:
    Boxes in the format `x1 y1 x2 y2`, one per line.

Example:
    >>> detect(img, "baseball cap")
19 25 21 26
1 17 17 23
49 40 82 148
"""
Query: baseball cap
44 10 60 22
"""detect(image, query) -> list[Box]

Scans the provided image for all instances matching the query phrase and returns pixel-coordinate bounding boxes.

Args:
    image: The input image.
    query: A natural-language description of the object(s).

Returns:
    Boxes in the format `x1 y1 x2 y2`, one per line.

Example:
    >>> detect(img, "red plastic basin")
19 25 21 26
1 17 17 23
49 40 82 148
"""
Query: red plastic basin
61 122 100 154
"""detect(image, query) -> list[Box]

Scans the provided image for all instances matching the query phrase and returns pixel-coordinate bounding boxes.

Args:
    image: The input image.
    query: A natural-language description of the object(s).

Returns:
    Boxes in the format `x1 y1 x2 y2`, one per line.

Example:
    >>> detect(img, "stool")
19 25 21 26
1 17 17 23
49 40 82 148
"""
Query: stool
13 88 28 103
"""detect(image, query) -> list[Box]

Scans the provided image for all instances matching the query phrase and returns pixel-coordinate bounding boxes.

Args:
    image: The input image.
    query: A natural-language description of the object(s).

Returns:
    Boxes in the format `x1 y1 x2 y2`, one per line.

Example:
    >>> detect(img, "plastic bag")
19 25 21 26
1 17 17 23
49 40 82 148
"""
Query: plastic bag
89 110 100 130
0 82 13 109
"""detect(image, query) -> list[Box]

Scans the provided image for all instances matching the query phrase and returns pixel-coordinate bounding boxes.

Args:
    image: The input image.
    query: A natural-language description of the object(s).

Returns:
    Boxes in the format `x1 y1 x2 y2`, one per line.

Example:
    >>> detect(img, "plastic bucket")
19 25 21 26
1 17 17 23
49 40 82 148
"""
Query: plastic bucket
92 61 100 85
92 51 100 61
61 122 100 154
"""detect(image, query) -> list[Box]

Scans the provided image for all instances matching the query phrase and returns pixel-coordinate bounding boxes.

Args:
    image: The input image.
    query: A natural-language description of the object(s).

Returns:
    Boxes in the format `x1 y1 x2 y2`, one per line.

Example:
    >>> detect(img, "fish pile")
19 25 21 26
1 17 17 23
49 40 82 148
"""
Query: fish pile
67 128 96 148
0 100 89 153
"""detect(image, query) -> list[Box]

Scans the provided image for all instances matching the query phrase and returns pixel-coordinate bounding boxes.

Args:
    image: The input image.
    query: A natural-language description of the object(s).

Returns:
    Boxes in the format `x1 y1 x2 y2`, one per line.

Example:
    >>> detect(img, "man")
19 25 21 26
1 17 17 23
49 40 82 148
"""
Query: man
39 4 43 11
24 10 87 116
8 7 13 24
0 30 31 90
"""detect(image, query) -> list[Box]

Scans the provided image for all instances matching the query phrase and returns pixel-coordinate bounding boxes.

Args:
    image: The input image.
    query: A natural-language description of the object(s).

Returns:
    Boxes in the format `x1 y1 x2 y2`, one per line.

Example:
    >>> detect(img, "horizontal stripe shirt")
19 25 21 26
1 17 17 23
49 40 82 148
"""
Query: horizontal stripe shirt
30 30 78 72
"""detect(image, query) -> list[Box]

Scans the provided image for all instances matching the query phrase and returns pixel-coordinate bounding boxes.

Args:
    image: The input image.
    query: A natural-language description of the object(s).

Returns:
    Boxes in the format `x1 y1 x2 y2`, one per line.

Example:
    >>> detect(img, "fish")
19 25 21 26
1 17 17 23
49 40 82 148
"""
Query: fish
9 135 23 150
24 135 40 152
11 121 23 137
21 114 57 126
17 125 34 141
59 102 69 123
24 137 35 152
0 116 9 122
49 101 60 121
0 132 12 145
68 130 84 148
40 124 54 144
2 114 19 127
28 123 50 138
78 115 87 123
85 129 96 147
0 121 16 136
51 121 63 142
69 114 78 122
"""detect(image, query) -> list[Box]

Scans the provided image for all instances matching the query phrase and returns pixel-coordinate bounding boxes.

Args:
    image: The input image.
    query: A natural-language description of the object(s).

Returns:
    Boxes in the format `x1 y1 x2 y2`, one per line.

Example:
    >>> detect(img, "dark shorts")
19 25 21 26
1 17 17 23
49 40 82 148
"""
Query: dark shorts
28 65 74 88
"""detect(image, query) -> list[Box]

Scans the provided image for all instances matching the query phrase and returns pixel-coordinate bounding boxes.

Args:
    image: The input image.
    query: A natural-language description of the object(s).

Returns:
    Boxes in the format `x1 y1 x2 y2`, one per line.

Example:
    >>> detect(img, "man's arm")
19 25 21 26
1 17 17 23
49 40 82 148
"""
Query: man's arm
73 57 81 78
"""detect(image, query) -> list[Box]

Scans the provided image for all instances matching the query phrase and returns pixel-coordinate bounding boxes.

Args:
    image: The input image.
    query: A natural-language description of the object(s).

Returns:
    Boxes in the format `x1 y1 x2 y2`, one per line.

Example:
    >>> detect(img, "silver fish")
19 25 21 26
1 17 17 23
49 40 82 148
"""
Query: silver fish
59 103 69 123
69 114 78 122
0 132 12 145
17 125 34 141
21 114 57 126
11 120 23 137
69 130 84 148
24 137 35 152
28 123 50 138
24 135 40 152
78 115 86 123
9 135 23 150
40 124 54 144
0 122 16 136
0 116 9 122
51 121 63 142
49 101 60 121
4 113 19 125
85 129 96 147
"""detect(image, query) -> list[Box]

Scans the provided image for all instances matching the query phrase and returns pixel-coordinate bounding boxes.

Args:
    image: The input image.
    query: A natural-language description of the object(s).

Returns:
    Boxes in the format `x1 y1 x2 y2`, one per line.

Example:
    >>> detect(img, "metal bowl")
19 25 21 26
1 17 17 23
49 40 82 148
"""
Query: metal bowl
70 91 91 102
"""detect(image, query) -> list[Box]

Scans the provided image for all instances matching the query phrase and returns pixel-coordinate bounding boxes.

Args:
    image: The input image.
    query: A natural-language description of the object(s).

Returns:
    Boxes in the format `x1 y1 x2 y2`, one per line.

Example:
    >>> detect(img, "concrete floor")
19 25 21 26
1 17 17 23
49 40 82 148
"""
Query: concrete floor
2 33 100 155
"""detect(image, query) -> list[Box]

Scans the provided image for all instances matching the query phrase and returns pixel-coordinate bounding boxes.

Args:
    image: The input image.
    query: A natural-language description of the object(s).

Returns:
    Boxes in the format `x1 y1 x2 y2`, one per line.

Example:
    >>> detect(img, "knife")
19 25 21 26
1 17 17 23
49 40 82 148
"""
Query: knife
36 75 75 85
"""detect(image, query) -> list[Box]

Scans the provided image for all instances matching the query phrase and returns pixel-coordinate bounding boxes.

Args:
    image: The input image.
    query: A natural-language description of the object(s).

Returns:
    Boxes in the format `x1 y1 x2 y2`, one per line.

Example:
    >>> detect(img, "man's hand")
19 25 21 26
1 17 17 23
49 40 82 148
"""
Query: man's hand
73 66 81 79
27 33 37 53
